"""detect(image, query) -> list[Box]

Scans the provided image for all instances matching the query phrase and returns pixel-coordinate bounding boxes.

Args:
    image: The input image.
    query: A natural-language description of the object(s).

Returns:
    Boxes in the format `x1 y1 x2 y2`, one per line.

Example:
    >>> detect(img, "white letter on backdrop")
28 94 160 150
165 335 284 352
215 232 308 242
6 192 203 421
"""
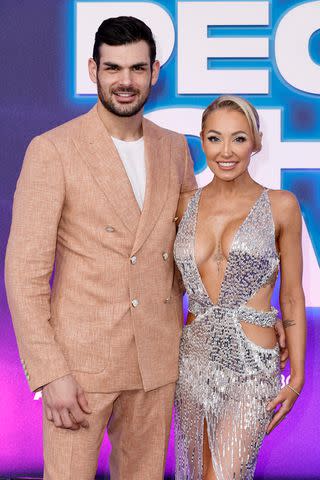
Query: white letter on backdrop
275 1 320 94
178 1 269 94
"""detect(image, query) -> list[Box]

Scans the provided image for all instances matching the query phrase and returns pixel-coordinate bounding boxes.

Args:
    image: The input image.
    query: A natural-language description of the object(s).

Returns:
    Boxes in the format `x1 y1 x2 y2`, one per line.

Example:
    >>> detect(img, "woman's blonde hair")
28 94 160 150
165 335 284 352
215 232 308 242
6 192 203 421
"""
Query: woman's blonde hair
201 95 262 153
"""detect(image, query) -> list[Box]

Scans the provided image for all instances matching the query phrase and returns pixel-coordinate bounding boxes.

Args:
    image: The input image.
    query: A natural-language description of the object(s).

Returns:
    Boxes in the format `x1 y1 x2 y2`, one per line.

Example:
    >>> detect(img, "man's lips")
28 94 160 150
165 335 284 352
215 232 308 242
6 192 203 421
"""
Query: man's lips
113 90 138 103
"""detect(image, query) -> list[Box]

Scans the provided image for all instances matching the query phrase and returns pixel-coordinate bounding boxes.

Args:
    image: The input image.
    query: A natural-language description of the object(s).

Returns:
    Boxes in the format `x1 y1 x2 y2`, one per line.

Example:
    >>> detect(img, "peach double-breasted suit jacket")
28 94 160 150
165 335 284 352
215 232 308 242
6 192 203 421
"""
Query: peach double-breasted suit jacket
5 105 197 393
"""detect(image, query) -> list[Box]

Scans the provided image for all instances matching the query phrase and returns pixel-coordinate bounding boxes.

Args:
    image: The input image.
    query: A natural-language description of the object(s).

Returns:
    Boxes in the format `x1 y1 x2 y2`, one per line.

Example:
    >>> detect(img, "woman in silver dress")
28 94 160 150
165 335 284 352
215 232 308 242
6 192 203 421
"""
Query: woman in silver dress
174 95 306 480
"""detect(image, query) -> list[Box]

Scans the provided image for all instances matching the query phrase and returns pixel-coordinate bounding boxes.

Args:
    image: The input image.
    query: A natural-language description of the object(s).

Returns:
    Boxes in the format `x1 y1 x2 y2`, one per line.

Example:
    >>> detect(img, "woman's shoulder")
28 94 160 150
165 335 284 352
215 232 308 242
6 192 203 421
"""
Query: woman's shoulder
266 188 301 226
267 188 300 210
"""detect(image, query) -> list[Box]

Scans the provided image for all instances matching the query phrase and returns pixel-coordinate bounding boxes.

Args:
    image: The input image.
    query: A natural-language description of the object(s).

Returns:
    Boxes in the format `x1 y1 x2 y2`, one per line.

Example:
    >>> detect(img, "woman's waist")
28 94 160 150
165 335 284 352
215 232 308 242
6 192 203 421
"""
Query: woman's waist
187 301 278 327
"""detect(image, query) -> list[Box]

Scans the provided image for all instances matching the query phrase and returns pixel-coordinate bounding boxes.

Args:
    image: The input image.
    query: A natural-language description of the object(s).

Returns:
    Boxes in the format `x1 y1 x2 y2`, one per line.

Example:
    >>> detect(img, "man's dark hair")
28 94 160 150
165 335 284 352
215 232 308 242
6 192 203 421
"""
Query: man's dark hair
93 16 156 67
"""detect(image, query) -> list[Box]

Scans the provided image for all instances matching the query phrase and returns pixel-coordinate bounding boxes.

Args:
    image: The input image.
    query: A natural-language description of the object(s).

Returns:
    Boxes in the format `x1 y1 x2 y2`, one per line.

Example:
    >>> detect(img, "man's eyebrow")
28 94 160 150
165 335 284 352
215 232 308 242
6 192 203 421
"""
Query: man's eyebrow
102 62 119 67
101 62 149 68
131 62 149 68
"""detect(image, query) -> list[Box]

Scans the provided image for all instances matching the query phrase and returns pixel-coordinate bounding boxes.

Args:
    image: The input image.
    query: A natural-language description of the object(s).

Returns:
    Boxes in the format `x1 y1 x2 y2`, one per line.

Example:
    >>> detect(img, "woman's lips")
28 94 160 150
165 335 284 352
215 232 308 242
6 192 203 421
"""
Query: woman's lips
217 161 237 170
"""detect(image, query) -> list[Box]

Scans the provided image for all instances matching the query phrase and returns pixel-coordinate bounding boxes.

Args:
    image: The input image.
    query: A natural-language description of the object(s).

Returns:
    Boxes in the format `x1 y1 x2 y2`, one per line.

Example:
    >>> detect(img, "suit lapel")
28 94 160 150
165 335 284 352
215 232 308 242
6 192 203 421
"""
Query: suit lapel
132 118 170 254
75 106 141 235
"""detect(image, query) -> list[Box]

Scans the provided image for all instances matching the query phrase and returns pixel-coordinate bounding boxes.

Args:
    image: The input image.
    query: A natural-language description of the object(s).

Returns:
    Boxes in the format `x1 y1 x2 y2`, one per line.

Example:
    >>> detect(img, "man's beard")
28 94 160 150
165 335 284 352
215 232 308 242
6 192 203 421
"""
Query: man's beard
97 77 151 118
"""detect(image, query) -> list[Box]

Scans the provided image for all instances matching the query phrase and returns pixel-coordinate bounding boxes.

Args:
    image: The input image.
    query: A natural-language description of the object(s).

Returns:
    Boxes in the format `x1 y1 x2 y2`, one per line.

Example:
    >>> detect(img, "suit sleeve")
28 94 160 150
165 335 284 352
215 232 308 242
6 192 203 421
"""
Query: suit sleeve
181 135 198 193
5 135 71 392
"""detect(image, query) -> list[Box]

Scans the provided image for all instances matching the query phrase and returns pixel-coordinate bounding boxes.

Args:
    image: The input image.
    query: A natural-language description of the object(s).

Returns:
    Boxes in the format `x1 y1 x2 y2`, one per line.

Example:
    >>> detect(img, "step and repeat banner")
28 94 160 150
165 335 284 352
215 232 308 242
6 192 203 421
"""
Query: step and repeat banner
1 0 320 478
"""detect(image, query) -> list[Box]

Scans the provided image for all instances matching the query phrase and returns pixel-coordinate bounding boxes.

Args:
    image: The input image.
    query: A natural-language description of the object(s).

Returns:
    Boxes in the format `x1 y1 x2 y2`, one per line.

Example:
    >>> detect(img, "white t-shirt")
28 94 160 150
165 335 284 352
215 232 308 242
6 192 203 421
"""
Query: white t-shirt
111 136 146 211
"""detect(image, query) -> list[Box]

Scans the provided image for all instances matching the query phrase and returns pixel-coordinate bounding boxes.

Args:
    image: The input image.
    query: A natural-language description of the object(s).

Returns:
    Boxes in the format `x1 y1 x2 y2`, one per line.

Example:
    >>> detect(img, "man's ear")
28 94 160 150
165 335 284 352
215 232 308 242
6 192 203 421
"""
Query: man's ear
151 60 160 86
88 58 98 84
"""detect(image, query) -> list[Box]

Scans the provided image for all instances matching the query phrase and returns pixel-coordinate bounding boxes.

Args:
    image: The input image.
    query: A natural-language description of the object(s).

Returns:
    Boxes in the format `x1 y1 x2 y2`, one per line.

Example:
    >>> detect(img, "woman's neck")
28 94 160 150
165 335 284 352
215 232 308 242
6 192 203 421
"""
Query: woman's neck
206 171 260 198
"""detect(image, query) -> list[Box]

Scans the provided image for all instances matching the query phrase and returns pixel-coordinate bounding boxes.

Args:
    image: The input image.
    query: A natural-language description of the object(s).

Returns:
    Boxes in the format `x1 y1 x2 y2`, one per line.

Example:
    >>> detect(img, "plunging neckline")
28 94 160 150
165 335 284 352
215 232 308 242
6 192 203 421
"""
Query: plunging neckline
192 187 267 307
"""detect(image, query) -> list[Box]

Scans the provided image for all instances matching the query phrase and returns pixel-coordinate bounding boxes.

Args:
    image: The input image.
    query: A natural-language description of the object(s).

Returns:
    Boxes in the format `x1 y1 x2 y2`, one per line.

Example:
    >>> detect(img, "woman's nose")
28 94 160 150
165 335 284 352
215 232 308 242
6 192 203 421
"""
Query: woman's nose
221 142 232 158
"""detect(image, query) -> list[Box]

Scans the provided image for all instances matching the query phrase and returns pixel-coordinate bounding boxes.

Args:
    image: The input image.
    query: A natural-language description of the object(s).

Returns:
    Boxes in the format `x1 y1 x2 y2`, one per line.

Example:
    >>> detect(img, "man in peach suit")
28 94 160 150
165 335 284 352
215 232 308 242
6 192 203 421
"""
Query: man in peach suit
5 17 197 480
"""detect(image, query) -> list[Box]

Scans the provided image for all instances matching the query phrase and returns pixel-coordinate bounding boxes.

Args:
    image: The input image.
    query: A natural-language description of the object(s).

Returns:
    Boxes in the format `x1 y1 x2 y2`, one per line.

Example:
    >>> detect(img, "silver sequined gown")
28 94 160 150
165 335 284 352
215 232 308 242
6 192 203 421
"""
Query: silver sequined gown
174 188 281 480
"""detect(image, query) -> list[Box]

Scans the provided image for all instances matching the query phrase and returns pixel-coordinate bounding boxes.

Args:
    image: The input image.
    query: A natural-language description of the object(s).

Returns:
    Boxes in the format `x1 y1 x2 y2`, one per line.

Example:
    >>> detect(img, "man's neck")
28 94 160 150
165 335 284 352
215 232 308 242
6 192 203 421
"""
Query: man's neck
97 101 143 141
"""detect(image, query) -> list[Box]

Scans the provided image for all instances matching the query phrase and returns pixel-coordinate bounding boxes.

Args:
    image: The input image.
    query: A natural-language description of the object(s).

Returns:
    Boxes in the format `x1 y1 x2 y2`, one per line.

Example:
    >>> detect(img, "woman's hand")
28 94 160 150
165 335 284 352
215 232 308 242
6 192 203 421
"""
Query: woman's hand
266 382 302 434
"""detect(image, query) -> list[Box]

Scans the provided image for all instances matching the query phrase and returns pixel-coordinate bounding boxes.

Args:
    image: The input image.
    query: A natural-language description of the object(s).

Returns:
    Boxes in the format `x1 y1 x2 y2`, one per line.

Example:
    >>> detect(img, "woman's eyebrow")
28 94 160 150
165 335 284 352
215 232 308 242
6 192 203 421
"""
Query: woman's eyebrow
206 129 248 135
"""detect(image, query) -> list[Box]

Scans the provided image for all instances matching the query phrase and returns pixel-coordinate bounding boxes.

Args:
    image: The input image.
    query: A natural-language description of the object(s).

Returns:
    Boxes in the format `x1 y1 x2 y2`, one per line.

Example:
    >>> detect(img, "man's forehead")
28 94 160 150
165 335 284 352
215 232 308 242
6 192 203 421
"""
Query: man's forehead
99 41 150 64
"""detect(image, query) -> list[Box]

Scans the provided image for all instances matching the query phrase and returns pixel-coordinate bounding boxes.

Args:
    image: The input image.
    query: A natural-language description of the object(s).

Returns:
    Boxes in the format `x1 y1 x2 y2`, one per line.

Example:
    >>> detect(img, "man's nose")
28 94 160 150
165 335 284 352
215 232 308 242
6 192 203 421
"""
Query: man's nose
118 69 133 86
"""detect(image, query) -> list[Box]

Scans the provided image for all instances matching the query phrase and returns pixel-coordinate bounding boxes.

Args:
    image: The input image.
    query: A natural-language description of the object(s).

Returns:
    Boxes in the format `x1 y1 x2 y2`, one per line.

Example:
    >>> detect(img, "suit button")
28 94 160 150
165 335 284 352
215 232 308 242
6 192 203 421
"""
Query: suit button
130 256 137 265
164 297 171 303
105 226 115 232
162 252 169 261
131 299 139 308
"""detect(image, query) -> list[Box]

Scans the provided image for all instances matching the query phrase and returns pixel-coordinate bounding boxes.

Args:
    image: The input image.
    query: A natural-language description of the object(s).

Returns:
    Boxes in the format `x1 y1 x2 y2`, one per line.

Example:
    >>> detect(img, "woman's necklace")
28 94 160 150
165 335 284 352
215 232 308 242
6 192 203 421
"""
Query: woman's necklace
213 240 225 274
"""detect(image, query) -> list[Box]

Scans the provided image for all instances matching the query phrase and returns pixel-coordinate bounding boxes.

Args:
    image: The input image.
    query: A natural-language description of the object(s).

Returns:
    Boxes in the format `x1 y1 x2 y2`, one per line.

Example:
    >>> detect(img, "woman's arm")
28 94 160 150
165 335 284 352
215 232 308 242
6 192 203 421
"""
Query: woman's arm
176 190 197 225
266 190 306 434
278 192 306 390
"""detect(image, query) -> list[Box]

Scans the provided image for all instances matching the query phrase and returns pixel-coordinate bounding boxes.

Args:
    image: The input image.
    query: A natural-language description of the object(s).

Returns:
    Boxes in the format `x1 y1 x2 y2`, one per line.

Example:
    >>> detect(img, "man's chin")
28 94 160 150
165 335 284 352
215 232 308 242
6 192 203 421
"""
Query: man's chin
112 108 141 118
103 101 144 118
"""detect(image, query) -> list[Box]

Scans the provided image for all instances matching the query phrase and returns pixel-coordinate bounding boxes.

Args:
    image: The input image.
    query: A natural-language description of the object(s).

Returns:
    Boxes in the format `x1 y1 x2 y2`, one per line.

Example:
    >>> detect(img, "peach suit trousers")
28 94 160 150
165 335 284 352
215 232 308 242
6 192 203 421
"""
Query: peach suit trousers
43 383 175 480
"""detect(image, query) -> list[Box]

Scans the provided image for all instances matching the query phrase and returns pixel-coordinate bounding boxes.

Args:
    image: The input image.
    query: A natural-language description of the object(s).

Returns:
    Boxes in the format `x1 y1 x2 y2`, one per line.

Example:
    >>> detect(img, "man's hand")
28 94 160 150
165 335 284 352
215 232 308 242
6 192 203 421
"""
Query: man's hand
42 374 92 430
275 319 289 369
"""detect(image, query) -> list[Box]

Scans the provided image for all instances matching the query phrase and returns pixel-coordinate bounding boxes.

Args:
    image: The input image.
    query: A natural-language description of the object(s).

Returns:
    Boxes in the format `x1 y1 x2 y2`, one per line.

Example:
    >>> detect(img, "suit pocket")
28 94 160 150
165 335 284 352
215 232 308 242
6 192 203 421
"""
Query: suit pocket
54 303 113 374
